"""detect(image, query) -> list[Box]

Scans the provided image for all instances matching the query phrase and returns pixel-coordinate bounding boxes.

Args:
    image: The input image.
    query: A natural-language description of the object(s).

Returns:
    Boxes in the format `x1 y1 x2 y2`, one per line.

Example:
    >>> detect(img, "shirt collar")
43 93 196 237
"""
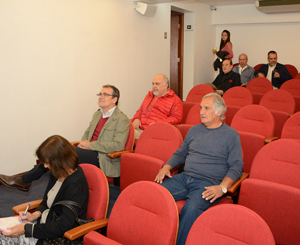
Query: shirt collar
101 106 116 118
268 63 277 68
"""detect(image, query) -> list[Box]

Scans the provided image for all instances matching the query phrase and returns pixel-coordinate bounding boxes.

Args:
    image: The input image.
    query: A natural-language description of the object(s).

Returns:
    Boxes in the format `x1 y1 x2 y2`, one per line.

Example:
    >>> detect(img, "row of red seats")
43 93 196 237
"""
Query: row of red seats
13 124 300 244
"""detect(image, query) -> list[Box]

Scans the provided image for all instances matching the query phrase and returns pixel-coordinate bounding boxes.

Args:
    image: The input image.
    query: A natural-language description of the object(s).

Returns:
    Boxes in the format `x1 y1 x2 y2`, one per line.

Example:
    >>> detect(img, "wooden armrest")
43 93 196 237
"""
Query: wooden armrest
265 137 279 144
227 172 249 195
170 164 185 173
107 150 134 158
70 141 80 146
64 219 109 241
12 199 43 214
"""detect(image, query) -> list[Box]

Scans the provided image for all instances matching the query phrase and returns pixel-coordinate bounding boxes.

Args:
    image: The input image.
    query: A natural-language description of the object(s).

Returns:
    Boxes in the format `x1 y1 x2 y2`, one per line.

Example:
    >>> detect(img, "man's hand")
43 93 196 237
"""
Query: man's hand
78 140 90 150
257 72 265 78
202 185 223 203
274 72 280 78
154 165 172 184
3 224 25 237
133 119 141 130
215 90 224 96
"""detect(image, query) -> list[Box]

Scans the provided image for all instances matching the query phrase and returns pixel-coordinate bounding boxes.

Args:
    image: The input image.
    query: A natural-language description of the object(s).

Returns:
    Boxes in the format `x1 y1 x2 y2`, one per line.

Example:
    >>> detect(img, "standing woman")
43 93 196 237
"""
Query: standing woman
219 30 233 60
0 135 89 245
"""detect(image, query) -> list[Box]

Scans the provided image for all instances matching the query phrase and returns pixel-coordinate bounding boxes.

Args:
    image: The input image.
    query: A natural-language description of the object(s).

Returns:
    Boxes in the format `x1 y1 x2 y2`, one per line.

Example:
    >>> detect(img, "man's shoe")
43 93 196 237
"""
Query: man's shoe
0 174 31 192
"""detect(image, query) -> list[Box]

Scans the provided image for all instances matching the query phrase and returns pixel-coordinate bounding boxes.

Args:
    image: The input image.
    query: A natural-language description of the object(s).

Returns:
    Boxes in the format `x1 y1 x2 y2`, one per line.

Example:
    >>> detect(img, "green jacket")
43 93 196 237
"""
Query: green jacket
81 107 130 177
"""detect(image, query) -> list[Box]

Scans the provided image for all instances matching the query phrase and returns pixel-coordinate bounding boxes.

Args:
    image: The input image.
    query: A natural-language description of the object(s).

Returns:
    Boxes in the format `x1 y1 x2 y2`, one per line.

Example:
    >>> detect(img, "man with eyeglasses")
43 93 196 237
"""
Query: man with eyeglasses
132 74 183 139
0 85 130 191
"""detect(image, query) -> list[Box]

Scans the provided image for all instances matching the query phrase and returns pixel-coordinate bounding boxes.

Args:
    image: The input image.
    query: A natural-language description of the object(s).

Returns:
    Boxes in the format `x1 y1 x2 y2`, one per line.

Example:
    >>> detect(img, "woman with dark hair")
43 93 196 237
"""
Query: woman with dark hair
219 30 233 60
0 135 89 245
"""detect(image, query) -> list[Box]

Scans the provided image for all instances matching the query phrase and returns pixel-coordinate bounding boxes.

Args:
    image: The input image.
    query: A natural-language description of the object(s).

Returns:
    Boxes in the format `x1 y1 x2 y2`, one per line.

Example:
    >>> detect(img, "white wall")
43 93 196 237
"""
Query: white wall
213 4 300 71
0 0 170 174
0 0 214 174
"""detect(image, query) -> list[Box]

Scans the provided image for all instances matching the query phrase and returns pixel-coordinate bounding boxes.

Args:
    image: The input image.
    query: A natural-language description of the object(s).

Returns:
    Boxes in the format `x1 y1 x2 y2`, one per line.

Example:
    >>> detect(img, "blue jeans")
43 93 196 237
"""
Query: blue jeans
161 173 221 245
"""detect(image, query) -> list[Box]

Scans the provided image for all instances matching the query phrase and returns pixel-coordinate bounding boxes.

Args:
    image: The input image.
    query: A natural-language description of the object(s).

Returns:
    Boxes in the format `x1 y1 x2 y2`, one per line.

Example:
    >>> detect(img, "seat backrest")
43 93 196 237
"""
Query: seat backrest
186 84 214 102
135 122 182 163
260 89 295 114
107 181 179 245
185 204 275 245
223 86 253 107
254 63 264 71
233 63 239 68
124 122 135 151
185 102 201 125
246 77 273 94
250 139 300 189
280 79 300 97
231 104 275 138
295 73 300 80
285 64 298 78
80 164 109 220
281 111 300 140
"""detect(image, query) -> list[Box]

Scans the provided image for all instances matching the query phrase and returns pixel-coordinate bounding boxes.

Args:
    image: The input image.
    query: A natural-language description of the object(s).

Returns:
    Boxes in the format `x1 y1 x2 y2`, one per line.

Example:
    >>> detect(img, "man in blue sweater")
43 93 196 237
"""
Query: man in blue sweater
155 93 243 245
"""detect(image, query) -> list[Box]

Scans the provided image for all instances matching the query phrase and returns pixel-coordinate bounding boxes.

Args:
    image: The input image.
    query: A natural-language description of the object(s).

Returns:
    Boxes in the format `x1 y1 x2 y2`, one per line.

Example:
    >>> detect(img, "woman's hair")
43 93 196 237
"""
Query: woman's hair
219 30 231 51
36 135 78 179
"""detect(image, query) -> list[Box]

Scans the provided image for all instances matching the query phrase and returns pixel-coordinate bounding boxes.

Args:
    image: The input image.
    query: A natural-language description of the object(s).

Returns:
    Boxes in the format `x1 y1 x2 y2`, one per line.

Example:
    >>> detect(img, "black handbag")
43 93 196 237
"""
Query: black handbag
43 200 94 245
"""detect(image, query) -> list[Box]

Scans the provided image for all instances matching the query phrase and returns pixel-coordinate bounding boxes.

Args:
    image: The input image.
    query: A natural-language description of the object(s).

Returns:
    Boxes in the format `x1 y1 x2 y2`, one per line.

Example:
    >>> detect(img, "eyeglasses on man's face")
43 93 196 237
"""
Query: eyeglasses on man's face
96 92 114 97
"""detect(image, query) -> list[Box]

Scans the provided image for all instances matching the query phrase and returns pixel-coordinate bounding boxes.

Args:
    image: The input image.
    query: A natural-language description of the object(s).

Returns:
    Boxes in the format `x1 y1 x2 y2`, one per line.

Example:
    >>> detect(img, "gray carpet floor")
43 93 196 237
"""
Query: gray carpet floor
0 171 120 218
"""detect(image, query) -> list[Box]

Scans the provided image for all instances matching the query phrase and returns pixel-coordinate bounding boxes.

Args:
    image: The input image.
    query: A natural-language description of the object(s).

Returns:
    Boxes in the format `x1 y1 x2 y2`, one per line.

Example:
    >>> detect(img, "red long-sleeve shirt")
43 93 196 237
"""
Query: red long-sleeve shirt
133 90 183 130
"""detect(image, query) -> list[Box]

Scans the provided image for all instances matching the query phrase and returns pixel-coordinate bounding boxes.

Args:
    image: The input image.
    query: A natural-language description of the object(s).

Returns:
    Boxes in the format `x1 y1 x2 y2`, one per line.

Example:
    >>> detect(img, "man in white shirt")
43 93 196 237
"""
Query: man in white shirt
232 54 255 86
254 51 292 89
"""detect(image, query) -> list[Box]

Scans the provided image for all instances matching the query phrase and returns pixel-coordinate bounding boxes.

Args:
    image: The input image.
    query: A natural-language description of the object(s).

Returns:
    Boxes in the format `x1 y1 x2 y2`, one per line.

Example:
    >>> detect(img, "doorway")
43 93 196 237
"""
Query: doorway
170 11 184 100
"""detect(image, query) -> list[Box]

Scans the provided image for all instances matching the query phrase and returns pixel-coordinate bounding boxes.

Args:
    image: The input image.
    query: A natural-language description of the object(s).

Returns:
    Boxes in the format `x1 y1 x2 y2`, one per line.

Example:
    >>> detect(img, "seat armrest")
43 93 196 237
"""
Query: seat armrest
70 141 80 146
265 137 279 144
12 199 43 214
64 219 109 241
227 172 249 195
107 150 134 158
170 164 185 173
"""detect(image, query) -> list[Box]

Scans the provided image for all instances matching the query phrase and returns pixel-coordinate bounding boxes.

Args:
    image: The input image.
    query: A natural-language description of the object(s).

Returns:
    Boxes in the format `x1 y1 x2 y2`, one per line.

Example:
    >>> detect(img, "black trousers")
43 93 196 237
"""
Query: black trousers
22 146 99 183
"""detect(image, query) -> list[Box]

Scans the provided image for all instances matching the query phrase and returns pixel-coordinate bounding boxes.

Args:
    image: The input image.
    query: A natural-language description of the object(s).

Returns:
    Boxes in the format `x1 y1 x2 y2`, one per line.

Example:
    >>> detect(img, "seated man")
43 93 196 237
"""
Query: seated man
155 93 243 245
254 50 292 89
212 59 241 96
233 53 255 86
0 85 130 191
132 74 183 139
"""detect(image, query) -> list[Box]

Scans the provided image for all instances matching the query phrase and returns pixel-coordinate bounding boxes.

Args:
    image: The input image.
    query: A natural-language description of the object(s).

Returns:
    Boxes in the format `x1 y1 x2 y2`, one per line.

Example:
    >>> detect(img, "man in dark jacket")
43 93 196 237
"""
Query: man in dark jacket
254 50 292 88
212 59 241 96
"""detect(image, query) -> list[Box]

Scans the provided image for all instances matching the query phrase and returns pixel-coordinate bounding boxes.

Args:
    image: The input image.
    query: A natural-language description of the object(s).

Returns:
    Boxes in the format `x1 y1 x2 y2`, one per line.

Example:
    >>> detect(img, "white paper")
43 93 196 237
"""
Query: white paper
0 216 20 233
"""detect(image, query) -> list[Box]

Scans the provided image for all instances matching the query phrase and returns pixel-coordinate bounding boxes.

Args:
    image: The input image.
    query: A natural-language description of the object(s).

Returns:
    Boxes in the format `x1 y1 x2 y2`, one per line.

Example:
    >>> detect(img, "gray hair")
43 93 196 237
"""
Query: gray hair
161 74 170 89
202 93 227 120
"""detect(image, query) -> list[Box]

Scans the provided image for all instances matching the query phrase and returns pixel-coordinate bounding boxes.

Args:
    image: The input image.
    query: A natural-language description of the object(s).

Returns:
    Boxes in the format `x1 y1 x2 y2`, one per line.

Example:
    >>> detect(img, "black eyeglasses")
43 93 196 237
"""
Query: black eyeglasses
96 92 114 97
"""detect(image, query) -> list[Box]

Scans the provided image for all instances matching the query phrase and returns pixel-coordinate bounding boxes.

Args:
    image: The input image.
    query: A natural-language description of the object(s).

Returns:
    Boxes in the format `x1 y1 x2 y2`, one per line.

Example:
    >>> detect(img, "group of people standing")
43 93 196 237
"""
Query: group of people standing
213 30 293 95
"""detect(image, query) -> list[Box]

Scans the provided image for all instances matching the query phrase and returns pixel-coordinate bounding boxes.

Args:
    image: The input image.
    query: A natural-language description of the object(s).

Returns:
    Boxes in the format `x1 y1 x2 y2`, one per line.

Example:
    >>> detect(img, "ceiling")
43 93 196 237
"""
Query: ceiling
136 0 256 6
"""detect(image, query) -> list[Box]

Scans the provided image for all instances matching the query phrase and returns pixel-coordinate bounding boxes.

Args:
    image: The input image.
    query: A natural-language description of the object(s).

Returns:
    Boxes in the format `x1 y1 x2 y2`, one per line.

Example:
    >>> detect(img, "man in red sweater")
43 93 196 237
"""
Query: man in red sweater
132 74 183 139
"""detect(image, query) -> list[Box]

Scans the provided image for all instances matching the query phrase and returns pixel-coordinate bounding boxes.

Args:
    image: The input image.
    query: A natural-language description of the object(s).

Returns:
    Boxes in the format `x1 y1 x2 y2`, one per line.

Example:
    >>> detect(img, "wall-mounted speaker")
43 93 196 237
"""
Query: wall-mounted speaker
135 2 157 17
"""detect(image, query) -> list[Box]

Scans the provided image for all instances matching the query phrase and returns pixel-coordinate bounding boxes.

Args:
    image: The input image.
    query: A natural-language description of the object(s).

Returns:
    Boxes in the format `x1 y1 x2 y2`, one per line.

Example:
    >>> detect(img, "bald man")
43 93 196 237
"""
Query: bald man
132 74 183 139
233 54 255 86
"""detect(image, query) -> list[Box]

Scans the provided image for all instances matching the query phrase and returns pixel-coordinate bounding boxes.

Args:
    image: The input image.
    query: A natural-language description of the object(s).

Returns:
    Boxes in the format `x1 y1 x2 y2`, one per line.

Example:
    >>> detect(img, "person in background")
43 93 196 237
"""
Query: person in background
218 30 233 60
132 74 183 139
212 59 241 96
0 135 89 245
254 50 292 89
233 53 255 86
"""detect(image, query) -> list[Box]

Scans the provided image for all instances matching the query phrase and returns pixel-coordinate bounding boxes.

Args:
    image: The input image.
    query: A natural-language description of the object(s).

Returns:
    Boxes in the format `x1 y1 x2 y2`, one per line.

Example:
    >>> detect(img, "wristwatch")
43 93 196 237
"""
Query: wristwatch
219 184 227 194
